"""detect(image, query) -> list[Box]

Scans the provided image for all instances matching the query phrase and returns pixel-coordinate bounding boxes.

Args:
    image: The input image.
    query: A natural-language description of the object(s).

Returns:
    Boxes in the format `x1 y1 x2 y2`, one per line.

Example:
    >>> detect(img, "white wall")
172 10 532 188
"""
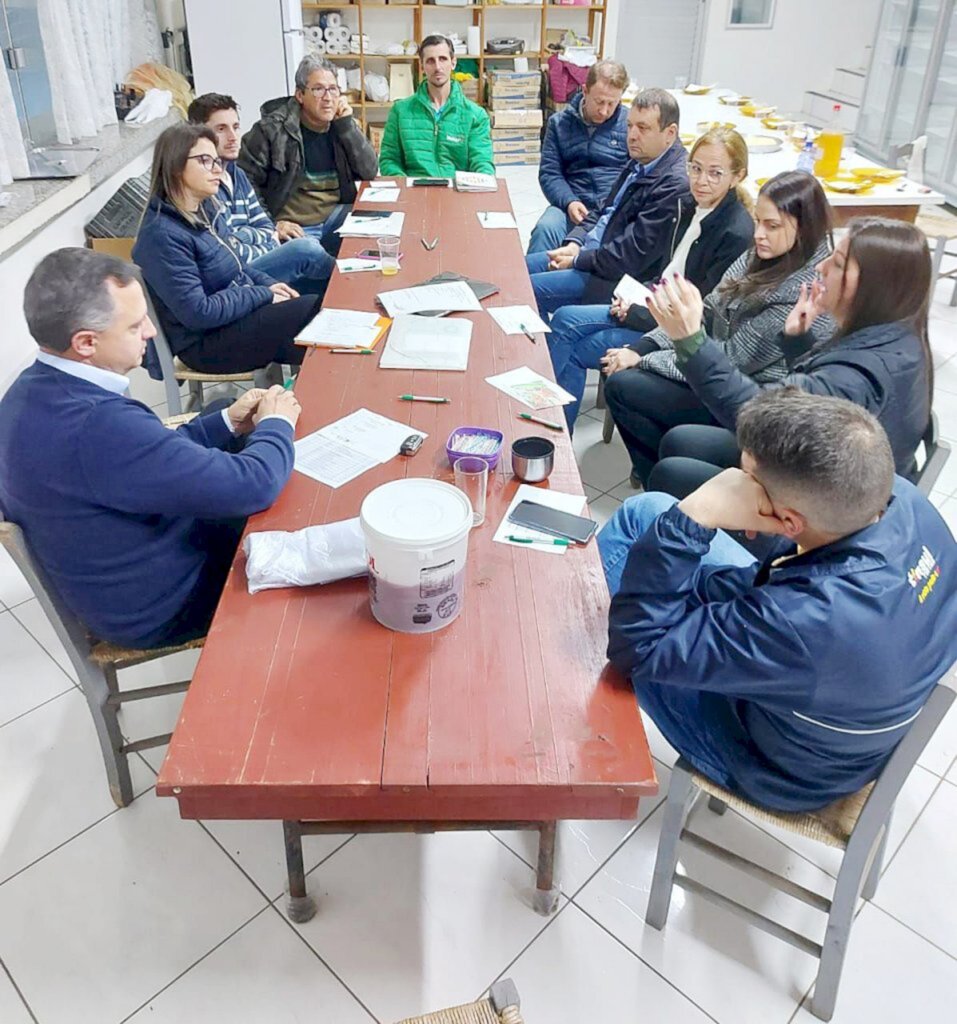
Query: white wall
698 0 880 113
0 151 153 399
613 0 706 89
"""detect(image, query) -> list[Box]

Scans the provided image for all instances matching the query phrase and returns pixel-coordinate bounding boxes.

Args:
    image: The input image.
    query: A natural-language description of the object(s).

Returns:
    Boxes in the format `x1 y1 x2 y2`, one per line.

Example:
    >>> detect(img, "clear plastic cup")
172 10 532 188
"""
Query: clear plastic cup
453 456 488 527
378 234 400 276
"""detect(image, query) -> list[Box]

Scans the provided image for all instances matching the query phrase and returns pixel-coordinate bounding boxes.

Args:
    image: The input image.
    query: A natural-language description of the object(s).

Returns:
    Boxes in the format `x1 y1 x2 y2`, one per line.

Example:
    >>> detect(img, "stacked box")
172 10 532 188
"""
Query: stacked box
368 124 385 154
487 70 542 139
458 75 483 102
490 108 543 129
486 70 541 100
492 127 541 167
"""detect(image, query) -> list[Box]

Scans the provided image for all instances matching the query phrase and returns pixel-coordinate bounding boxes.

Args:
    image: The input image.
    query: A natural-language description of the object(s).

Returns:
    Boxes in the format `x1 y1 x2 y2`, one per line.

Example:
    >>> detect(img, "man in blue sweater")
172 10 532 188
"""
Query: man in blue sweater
599 389 957 812
187 92 333 296
0 248 301 650
528 60 630 255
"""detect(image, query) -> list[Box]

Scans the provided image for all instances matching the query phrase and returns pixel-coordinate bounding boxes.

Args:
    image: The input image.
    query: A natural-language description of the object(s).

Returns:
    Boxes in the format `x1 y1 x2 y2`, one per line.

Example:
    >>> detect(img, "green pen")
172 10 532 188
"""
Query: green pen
330 348 375 354
506 535 572 546
519 412 564 431
283 378 295 390
399 394 450 404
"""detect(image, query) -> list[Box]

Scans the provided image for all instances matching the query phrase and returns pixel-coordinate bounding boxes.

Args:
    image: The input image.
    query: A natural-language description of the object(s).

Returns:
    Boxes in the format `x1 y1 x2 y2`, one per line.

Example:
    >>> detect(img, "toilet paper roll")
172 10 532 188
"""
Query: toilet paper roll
305 26 323 43
467 26 480 56
319 11 341 29
310 39 327 55
332 26 351 43
325 41 346 56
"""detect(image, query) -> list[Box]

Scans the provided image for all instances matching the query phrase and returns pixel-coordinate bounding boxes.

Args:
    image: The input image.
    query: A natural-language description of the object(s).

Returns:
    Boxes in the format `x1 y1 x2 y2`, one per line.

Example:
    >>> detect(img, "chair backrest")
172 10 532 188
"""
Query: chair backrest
845 661 956 861
0 513 99 685
132 267 184 416
914 412 951 496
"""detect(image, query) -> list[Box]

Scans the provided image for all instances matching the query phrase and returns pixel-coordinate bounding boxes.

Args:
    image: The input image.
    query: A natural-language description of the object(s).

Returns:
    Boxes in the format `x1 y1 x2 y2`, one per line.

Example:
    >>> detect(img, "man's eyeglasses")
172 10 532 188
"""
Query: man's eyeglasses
687 162 728 184
188 154 225 172
307 85 341 97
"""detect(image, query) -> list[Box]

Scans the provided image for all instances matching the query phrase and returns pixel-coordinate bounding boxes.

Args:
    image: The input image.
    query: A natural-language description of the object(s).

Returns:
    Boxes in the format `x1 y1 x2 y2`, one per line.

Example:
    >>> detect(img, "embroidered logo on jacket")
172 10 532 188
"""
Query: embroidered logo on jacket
907 545 942 604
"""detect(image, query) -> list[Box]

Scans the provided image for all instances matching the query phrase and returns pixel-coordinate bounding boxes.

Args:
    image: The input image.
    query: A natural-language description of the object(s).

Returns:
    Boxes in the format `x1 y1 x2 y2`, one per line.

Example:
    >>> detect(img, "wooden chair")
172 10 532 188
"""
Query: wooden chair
395 980 523 1024
0 514 202 808
916 204 957 308
646 663 956 1021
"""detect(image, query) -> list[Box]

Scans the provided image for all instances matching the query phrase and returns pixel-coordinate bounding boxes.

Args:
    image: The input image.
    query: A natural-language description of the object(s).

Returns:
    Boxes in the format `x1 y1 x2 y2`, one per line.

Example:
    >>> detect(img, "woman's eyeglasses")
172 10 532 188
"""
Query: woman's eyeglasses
687 162 728 184
188 154 225 172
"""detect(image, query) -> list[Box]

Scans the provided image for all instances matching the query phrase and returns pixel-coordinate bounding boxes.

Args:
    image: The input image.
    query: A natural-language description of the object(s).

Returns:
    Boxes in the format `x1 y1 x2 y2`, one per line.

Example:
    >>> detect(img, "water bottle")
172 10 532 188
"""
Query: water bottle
796 139 817 174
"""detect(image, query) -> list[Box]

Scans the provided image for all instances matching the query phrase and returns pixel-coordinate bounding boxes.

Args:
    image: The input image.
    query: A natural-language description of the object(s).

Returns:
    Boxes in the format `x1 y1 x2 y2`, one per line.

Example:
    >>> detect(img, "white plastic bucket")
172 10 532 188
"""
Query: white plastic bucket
360 479 472 633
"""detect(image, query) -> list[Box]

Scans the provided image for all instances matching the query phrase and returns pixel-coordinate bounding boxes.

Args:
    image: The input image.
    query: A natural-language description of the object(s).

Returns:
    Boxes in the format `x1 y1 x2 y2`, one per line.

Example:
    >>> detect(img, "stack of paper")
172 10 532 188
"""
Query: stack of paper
294 409 427 489
485 366 576 410
378 314 472 371
493 485 588 555
336 211 405 237
487 305 551 336
357 185 400 204
377 280 483 318
454 171 498 193
295 308 391 349
477 211 517 230
614 273 654 308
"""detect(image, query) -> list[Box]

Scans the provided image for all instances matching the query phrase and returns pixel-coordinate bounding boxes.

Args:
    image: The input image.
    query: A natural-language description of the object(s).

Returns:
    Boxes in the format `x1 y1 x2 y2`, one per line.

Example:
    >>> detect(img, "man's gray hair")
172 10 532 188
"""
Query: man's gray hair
736 388 895 536
295 54 337 92
23 247 135 354
632 87 680 130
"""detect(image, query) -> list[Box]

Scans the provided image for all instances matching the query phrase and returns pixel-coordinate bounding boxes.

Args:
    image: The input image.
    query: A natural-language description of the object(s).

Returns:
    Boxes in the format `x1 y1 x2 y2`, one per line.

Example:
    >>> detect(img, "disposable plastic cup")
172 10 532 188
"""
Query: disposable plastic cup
378 234 400 276
453 456 488 527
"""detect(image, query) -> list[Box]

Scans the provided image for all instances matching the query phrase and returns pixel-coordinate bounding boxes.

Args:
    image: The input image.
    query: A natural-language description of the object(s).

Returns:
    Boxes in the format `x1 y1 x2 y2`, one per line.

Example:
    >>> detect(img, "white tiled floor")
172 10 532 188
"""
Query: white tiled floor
1 166 956 1023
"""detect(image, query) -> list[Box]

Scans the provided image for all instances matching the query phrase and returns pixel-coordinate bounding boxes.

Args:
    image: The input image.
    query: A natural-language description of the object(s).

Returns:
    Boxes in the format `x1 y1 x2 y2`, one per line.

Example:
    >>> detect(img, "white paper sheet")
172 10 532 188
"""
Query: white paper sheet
378 314 472 371
493 485 588 555
485 366 576 410
297 308 383 348
487 305 551 336
358 187 400 204
294 408 428 489
454 171 498 192
336 211 405 237
614 273 654 308
336 258 383 273
377 280 483 317
477 211 518 230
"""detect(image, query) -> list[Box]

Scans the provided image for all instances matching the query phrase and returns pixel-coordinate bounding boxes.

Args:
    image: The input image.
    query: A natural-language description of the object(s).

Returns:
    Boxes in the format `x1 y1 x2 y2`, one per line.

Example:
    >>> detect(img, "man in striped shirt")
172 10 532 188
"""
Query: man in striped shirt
188 93 333 297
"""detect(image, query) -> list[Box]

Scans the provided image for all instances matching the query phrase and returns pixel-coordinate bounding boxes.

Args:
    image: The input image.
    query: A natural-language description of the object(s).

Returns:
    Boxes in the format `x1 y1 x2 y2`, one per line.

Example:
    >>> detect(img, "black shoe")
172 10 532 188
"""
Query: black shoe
629 472 644 491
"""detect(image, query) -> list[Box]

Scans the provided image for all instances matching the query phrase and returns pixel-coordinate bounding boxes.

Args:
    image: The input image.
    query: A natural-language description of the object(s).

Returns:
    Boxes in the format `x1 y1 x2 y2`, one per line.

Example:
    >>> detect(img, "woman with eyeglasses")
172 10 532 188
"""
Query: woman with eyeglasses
547 127 755 428
133 123 322 374
602 170 834 487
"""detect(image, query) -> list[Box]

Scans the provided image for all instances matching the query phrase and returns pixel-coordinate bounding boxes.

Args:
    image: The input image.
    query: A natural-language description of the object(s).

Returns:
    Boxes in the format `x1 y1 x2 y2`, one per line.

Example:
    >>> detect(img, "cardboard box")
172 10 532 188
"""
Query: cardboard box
368 124 385 153
496 151 541 167
490 94 542 111
491 128 541 142
492 130 541 154
487 70 542 98
491 108 544 129
458 75 483 101
89 237 134 260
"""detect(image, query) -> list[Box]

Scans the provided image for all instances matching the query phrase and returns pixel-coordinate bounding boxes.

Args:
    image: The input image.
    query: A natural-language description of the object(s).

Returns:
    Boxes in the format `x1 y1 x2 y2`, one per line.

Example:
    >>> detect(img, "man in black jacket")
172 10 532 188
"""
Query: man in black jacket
238 55 379 255
525 87 692 318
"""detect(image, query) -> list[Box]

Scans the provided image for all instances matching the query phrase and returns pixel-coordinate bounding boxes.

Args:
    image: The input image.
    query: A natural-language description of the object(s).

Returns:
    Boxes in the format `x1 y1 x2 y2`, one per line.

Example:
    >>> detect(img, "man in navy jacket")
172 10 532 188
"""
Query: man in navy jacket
599 389 957 812
528 60 630 255
526 87 691 318
0 248 301 649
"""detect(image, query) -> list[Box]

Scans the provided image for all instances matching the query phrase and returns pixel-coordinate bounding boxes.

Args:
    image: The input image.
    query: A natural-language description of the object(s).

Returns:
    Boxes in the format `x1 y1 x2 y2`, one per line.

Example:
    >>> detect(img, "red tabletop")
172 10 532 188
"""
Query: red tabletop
156 179 657 823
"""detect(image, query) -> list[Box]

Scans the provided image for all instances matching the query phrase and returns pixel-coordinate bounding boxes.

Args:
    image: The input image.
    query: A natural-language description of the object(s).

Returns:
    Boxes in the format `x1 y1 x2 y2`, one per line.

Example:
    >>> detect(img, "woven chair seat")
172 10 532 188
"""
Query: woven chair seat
172 357 255 383
161 412 199 429
691 771 874 850
916 206 957 240
89 634 205 668
396 1001 522 1024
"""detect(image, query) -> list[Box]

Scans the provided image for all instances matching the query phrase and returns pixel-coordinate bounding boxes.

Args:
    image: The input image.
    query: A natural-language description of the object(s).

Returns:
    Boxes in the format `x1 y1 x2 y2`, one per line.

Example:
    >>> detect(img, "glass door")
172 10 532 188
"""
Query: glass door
885 0 945 148
923 2 957 199
1 0 56 148
857 0 915 151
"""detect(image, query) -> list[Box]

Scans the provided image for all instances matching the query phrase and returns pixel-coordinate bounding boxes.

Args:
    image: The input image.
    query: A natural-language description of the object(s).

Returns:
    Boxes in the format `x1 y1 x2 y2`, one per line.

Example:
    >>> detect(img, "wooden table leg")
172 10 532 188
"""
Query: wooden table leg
533 820 560 916
283 820 318 923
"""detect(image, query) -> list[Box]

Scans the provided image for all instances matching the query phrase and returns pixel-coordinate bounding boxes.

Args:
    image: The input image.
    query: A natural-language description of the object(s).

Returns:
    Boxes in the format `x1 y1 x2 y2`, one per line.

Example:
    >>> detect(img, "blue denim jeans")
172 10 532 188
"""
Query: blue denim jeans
527 205 573 255
547 305 636 428
525 250 589 320
599 492 756 785
248 236 333 296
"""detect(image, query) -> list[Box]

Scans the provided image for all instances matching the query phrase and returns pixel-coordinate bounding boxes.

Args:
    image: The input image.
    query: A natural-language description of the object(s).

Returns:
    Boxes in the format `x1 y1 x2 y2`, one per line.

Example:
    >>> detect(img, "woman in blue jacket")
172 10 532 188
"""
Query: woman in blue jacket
133 124 322 373
644 217 935 495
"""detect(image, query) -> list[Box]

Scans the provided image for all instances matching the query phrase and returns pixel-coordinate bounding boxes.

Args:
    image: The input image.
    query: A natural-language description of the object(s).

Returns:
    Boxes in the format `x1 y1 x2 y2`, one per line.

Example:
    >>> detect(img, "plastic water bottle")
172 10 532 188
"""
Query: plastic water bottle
796 139 817 174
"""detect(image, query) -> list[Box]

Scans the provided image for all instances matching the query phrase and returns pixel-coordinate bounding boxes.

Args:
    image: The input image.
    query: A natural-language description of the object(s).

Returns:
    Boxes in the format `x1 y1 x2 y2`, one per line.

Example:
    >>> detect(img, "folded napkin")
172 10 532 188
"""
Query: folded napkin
125 88 172 125
243 517 367 594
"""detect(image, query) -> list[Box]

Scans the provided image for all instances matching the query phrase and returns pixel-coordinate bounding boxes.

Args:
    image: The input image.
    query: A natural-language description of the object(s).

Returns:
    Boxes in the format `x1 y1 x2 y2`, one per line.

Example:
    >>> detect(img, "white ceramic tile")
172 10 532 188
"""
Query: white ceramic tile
929 435 957 496
607 477 645 503
947 762 957 784
587 493 622 529
0 688 154 884
583 483 603 503
0 547 32 610
575 799 833 1024
11 597 77 683
0 610 74 727
934 355 957 396
579 379 599 414
128 366 171 409
917 692 957 776
0 792 266 1024
0 966 34 1024
930 488 950 509
202 819 355 902
930 319 957 368
640 712 681 766
935 399 957 447
934 495 957 540
873 779 957 958
793 903 957 1024
572 414 632 494
746 764 939 882
126 906 373 1023
493 761 670 897
503 901 712 1024
288 830 559 1023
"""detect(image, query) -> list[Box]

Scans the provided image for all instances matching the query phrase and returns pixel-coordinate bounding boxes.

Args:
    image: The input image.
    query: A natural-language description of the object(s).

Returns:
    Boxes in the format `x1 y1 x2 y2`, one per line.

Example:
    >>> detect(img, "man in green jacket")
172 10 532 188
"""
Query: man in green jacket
379 34 495 178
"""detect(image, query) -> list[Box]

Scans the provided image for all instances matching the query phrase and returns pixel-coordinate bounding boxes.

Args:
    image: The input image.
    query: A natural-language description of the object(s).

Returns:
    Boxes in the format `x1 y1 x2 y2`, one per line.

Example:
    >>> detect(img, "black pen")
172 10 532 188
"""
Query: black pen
520 322 537 344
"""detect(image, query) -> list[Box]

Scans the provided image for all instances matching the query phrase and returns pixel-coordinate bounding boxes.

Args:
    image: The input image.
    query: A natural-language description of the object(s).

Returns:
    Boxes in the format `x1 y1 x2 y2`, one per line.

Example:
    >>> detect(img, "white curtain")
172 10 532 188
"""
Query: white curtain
0 71 30 183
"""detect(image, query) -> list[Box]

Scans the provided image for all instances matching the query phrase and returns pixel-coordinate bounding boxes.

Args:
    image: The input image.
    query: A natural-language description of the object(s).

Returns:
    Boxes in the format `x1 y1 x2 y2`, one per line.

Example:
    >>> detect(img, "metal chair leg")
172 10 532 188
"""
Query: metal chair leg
284 820 318 923
533 821 560 915
861 812 892 901
646 760 698 929
602 408 615 444
81 662 134 808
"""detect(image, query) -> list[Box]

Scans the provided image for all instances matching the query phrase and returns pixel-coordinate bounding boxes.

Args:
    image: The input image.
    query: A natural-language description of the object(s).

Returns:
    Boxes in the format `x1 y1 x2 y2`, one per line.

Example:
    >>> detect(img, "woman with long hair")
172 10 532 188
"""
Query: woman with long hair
603 170 833 487
548 126 755 428
133 123 322 373
645 217 934 495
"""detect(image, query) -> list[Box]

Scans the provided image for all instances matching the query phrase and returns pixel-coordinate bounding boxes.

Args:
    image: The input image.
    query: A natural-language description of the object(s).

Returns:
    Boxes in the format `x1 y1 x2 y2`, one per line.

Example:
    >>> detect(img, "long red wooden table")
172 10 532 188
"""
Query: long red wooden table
157 179 658 920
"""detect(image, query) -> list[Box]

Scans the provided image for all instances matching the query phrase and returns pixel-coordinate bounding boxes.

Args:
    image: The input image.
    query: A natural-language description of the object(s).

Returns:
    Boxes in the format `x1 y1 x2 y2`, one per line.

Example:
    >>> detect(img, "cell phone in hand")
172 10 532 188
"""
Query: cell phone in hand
507 501 597 544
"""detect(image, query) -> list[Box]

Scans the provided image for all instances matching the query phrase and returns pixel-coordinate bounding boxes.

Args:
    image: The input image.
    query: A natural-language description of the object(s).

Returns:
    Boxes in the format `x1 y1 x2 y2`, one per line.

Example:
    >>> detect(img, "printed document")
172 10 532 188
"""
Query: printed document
336 211 405 237
485 366 576 409
378 314 472 371
296 308 383 348
477 211 517 230
488 305 551 336
377 280 482 317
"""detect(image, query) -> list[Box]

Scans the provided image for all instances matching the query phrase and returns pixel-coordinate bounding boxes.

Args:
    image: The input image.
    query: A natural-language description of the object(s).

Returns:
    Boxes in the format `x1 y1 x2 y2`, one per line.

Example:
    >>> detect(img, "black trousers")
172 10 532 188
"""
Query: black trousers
179 295 322 374
646 424 743 499
603 363 719 485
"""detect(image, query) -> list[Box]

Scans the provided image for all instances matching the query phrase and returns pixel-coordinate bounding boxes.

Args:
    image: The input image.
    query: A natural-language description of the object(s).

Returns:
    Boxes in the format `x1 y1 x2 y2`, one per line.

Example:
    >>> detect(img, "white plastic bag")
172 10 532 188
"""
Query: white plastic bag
243 518 367 594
